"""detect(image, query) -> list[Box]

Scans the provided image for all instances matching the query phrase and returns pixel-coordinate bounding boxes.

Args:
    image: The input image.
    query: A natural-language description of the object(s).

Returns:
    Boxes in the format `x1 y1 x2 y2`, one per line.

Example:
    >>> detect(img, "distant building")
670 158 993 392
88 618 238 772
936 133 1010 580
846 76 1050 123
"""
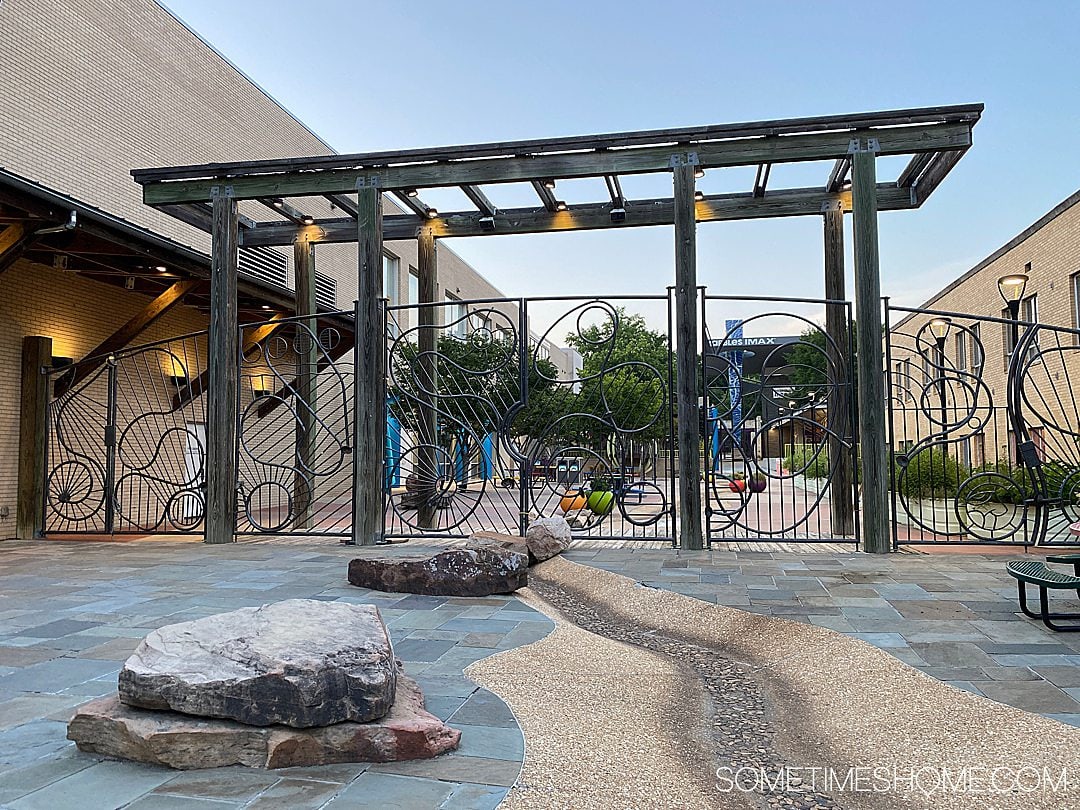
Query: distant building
888 189 1080 468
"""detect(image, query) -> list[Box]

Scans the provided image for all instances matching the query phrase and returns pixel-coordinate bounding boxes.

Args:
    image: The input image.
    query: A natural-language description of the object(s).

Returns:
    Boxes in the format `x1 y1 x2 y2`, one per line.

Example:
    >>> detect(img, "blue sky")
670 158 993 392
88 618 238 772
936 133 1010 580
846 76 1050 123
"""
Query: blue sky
163 0 1079 327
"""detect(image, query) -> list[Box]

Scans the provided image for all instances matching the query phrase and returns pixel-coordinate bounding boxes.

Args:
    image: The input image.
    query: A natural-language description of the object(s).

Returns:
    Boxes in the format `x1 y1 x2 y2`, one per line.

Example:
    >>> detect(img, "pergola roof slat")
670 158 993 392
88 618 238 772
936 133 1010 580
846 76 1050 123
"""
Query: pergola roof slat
131 103 984 184
138 120 974 205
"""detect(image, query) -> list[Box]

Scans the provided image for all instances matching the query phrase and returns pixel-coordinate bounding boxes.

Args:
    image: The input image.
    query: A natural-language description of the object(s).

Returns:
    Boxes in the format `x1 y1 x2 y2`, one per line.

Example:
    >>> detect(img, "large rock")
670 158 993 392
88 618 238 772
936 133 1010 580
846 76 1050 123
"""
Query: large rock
525 516 572 562
348 545 527 596
69 672 459 770
118 600 396 728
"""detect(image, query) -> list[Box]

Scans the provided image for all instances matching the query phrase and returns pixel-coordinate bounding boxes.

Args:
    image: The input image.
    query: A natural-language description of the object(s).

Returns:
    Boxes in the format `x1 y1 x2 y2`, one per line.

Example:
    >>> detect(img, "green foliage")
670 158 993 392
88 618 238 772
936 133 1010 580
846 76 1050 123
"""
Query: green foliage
563 308 672 445
389 333 560 440
895 447 967 498
784 323 858 391
969 459 1034 505
783 443 832 479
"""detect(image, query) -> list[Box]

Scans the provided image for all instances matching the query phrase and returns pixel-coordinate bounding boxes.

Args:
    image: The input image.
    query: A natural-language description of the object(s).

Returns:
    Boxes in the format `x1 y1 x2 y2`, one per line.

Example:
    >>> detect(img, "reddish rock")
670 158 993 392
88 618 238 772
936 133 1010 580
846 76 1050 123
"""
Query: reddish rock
348 545 527 596
67 673 459 770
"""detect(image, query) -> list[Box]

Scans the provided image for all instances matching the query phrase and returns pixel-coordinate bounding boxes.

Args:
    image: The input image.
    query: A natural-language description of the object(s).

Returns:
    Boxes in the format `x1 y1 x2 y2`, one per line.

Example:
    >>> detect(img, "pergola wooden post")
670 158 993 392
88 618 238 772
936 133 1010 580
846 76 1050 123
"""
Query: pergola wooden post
673 163 703 551
823 204 855 536
293 233 316 530
352 185 385 546
17 335 51 540
416 226 439 529
851 143 890 552
205 187 239 544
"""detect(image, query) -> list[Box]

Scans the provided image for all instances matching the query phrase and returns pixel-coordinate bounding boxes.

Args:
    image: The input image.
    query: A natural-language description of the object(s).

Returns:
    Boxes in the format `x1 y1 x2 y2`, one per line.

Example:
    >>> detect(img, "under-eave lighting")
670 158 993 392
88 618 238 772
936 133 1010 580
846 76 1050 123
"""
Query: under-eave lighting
543 178 556 190
300 215 315 226
405 189 419 198
694 167 705 179
271 198 285 209
555 200 568 212
694 191 705 202
426 208 438 219
610 207 626 223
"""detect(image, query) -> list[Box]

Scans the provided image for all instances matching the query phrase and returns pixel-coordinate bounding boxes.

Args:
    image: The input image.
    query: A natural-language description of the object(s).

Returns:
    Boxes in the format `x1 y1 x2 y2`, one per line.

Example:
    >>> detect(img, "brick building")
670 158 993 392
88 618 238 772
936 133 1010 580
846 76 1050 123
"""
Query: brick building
0 0 576 538
888 190 1080 472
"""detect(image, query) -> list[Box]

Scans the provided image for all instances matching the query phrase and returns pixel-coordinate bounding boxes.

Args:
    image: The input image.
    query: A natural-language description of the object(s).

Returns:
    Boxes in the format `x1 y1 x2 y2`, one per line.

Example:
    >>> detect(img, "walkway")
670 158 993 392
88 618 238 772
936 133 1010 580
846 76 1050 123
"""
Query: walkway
565 546 1080 723
0 540 552 809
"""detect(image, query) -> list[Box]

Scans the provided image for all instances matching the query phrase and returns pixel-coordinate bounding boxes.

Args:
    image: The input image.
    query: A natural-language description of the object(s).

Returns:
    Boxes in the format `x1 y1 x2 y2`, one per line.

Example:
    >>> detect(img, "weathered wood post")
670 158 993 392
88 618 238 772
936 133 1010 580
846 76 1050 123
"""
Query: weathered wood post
673 162 703 550
17 335 51 539
823 204 855 537
352 186 385 545
205 187 239 544
293 234 316 530
416 226 439 530
850 143 890 553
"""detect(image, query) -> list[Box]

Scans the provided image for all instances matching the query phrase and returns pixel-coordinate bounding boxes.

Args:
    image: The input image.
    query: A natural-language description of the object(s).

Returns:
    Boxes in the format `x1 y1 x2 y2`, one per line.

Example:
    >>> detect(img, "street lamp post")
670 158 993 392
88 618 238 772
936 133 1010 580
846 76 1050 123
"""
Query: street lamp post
998 273 1029 362
929 318 952 442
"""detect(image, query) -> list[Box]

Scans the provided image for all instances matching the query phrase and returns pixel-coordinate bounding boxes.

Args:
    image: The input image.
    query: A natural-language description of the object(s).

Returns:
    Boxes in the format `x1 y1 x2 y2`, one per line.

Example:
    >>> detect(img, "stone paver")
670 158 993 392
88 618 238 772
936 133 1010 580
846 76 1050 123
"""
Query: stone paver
566 546 1080 724
0 539 552 809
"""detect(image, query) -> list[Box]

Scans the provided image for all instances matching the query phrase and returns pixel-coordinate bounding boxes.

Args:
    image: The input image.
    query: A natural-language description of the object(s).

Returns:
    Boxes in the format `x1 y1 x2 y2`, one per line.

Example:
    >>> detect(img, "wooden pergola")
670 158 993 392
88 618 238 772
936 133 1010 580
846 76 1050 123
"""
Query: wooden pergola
132 103 983 551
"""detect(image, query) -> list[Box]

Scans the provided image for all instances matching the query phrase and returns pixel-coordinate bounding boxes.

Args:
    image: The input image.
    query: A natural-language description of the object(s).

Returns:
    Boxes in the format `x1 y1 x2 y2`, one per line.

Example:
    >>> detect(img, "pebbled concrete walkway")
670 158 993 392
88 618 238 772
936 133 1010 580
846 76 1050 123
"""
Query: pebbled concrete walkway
484 557 1080 810
566 546 1080 725
0 540 552 809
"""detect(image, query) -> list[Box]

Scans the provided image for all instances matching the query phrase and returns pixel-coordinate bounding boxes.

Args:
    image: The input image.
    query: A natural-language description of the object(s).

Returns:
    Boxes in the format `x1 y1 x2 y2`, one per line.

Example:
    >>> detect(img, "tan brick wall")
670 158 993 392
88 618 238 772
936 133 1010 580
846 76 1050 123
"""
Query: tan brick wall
888 195 1080 467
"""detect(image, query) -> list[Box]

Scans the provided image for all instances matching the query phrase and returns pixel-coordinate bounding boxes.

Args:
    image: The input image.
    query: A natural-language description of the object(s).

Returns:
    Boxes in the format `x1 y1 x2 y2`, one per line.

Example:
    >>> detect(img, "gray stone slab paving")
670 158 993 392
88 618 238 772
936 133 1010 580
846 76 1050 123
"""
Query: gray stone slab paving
566 546 1080 726
0 539 553 809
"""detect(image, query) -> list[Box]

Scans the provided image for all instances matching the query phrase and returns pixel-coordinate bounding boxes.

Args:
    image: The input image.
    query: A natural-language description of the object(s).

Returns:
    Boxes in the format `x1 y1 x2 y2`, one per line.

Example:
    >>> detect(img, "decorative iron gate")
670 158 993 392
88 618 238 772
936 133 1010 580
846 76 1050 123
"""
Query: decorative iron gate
384 296 677 543
46 331 210 534
885 303 1080 546
44 291 868 544
701 295 860 544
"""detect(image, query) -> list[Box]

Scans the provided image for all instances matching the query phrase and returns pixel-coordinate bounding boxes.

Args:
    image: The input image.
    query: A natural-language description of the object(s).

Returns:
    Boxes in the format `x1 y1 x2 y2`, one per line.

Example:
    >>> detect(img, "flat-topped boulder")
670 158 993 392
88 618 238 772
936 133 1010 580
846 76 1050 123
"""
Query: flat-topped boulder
118 599 396 728
69 671 459 770
349 544 527 596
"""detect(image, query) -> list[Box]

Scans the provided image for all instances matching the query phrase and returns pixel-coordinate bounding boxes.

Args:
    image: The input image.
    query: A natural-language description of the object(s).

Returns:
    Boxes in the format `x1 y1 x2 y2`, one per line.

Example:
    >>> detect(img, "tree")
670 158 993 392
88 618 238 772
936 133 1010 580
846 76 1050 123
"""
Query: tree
784 322 858 395
561 308 672 446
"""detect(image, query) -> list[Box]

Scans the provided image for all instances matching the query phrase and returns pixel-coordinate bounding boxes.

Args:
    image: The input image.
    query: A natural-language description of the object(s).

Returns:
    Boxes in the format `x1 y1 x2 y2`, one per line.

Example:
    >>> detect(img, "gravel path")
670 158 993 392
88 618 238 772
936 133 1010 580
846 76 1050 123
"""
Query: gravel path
469 557 1080 810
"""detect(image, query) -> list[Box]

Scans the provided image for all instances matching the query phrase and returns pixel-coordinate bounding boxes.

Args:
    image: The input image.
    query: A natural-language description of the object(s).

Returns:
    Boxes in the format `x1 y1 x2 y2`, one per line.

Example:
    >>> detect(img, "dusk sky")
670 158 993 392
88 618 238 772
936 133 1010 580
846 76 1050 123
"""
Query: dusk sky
162 1 1079 328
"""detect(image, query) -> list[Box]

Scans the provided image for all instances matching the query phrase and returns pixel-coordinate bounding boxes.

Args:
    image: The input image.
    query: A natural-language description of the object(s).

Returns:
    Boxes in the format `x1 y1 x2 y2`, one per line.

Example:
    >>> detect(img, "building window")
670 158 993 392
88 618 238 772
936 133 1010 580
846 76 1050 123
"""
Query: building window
445 293 467 337
1030 426 1045 460
971 433 985 468
955 330 967 372
903 358 912 394
408 269 419 305
969 322 982 370
383 253 400 306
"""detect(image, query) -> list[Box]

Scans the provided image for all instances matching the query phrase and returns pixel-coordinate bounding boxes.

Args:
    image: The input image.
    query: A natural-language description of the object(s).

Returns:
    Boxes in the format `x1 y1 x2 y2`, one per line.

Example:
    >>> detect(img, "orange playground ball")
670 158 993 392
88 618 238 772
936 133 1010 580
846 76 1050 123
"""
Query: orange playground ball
559 492 588 512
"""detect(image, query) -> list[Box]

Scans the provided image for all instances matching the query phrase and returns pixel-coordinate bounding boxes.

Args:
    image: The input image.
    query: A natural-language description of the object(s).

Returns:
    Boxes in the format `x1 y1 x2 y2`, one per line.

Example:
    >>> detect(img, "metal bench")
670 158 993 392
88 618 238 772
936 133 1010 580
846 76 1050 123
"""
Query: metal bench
1006 559 1080 632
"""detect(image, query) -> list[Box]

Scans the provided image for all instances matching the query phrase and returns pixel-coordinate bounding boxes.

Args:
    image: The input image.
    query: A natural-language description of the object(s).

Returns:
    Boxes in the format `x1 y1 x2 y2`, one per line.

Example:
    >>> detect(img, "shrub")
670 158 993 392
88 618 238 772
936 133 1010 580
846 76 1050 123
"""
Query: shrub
783 443 832 479
895 447 967 499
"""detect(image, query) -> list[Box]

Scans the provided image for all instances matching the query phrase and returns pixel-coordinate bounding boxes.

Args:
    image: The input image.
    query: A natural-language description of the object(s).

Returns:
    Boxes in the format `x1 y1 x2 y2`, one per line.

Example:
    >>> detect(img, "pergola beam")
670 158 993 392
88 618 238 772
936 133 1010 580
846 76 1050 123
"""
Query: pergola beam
752 163 771 197
257 197 312 226
133 103 984 184
825 157 851 192
241 184 913 247
912 149 968 203
391 190 435 220
56 278 200 396
461 185 498 218
605 175 625 209
138 121 974 205
531 180 559 213
324 193 359 218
